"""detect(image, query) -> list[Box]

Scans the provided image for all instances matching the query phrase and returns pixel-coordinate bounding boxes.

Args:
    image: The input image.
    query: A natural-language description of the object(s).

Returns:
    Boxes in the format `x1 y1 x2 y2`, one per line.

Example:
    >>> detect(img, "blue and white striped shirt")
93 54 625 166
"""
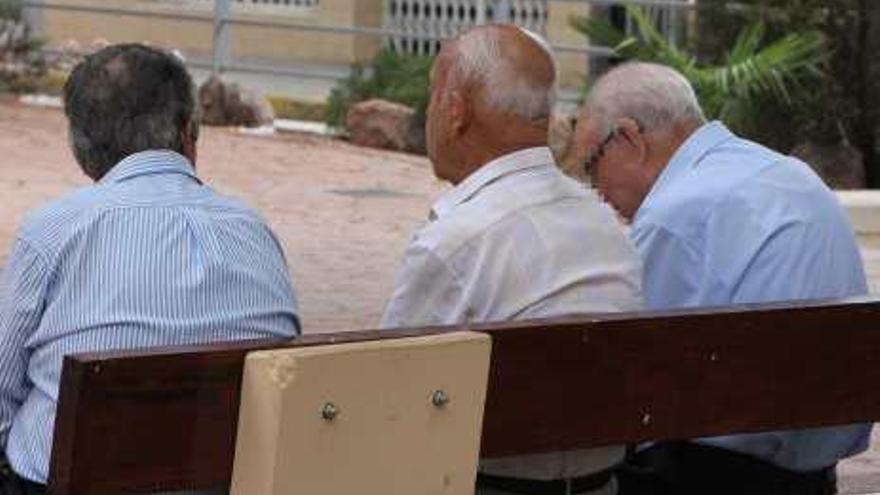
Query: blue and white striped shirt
0 150 300 483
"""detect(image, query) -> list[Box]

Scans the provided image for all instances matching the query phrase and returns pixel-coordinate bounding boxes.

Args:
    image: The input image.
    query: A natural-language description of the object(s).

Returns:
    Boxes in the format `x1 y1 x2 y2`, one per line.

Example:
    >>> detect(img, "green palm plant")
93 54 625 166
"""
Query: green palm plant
570 5 827 132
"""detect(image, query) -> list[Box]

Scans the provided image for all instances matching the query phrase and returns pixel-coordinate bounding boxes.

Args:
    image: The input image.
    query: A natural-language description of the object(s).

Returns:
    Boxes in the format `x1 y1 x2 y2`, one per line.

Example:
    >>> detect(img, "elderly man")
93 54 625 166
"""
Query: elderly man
382 25 642 495
0 44 299 493
570 62 869 495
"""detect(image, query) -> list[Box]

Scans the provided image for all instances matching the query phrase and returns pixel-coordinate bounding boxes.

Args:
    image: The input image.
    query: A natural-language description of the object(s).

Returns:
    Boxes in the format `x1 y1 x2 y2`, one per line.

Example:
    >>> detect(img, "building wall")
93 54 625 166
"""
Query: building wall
39 0 384 66
37 0 589 90
547 1 591 91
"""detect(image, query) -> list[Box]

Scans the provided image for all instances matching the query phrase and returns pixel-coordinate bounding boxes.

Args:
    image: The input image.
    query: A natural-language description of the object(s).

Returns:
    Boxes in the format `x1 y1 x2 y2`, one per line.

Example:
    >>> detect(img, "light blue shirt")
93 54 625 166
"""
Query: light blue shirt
0 150 300 483
632 122 870 471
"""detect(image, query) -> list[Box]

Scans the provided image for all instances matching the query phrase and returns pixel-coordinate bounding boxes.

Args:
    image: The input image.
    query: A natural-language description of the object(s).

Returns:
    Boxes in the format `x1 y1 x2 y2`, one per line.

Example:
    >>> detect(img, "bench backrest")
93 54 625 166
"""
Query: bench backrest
48 298 880 494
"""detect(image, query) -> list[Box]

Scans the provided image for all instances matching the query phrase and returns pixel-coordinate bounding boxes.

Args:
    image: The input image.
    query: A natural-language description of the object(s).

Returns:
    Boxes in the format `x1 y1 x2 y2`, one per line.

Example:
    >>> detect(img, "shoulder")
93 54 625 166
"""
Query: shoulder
17 184 107 250
417 168 617 258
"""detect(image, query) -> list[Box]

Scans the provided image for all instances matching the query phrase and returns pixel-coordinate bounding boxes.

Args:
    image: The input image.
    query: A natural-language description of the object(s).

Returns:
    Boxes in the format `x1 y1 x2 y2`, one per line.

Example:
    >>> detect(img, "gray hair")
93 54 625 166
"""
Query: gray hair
63 43 200 181
586 62 706 134
452 25 557 120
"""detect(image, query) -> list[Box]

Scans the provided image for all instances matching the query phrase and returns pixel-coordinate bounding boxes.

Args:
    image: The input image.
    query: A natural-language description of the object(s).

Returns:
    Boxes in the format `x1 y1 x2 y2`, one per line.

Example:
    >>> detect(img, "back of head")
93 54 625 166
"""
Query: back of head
452 24 557 122
586 62 706 134
63 43 199 181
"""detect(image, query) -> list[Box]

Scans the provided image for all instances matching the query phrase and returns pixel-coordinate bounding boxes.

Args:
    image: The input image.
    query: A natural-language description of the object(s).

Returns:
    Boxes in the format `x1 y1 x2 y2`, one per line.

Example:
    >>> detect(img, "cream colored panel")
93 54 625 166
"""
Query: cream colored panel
231 331 492 495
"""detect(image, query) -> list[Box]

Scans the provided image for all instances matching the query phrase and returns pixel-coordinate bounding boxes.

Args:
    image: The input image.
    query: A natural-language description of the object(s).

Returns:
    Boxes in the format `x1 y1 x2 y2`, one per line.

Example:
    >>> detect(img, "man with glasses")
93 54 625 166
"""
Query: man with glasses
570 62 869 495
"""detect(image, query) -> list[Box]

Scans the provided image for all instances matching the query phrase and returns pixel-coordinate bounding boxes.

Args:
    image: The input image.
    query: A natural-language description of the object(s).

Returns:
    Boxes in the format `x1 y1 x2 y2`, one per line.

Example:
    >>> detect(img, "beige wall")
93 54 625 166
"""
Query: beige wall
547 1 591 91
41 0 590 90
41 0 384 66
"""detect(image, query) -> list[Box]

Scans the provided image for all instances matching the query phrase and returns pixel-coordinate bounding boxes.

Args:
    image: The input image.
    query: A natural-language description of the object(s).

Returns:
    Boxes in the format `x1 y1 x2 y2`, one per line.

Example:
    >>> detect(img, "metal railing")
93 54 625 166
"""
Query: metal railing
18 0 694 82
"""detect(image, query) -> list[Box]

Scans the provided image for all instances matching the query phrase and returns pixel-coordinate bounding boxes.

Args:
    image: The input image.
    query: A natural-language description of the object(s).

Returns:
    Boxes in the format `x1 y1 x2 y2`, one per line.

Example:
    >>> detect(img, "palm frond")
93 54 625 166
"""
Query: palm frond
569 4 828 130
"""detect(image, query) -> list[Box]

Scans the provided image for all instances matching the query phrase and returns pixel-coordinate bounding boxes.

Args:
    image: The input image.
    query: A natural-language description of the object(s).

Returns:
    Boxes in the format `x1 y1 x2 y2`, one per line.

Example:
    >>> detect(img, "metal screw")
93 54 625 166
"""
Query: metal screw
432 390 450 408
709 352 718 362
92 364 101 374
321 402 339 421
642 413 652 425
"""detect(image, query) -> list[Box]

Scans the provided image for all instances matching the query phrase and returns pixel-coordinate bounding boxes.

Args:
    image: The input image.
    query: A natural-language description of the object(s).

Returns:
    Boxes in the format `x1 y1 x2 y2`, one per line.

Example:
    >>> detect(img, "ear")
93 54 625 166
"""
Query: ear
180 121 198 166
614 117 646 162
446 89 472 137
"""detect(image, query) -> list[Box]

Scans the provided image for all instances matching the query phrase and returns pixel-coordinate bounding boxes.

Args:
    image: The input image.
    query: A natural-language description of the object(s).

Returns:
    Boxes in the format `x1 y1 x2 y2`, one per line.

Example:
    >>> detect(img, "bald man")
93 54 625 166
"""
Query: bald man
570 62 868 495
382 25 643 495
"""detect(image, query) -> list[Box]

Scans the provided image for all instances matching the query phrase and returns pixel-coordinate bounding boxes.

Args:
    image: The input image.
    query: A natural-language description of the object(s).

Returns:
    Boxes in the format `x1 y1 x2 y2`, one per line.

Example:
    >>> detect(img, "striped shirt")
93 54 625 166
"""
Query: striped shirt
0 150 300 483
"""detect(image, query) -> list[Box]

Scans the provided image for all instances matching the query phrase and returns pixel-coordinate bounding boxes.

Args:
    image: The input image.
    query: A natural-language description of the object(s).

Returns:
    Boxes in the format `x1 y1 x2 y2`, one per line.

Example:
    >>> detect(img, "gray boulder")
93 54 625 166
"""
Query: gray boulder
199 75 275 128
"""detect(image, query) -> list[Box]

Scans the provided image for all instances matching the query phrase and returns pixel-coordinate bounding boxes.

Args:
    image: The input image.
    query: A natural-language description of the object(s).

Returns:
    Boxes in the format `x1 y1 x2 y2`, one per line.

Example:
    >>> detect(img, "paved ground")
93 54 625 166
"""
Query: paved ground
0 99 878 492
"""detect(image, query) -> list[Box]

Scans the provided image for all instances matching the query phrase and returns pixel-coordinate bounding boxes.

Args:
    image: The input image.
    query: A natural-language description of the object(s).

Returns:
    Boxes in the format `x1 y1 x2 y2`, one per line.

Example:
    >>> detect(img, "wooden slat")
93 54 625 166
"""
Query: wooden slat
48 299 880 495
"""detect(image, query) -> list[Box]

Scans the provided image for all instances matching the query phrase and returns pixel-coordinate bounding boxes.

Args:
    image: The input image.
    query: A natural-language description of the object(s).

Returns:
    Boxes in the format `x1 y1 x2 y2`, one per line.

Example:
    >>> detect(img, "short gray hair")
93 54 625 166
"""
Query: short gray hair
586 62 706 134
452 25 557 121
63 43 200 180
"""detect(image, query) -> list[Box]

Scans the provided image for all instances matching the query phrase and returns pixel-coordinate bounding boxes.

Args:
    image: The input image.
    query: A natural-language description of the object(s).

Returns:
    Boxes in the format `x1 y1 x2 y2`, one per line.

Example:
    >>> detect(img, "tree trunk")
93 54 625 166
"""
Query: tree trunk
855 0 879 187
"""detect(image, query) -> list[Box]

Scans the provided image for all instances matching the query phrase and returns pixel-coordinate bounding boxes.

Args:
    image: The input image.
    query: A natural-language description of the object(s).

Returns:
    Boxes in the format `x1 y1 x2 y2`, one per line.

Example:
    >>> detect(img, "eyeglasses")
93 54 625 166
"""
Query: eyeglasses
582 130 617 177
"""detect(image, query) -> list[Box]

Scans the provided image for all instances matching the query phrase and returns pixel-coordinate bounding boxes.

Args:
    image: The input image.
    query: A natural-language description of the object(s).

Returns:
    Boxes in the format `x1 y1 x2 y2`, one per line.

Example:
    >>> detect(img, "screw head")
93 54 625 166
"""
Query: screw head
321 402 339 421
431 390 450 408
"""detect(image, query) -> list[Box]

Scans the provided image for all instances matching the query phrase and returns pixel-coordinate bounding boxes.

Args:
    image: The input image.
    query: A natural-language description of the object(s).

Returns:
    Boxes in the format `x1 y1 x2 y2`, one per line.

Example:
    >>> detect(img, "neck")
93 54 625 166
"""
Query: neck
447 121 548 185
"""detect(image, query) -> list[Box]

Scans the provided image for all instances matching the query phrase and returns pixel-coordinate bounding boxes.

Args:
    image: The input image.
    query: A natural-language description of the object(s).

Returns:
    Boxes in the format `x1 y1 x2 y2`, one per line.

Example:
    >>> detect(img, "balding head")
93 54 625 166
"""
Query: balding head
426 24 558 184
450 24 557 121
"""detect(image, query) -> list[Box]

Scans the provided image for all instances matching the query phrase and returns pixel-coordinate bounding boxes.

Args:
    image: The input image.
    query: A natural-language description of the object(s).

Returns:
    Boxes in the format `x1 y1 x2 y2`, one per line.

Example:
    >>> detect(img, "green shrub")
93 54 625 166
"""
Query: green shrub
325 48 433 128
0 0 22 20
571 5 827 141
693 0 880 185
268 96 327 122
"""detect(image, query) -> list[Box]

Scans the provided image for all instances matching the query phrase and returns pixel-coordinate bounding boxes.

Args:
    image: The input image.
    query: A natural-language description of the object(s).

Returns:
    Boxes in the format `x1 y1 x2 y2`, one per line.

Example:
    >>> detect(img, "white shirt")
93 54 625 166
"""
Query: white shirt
382 147 643 479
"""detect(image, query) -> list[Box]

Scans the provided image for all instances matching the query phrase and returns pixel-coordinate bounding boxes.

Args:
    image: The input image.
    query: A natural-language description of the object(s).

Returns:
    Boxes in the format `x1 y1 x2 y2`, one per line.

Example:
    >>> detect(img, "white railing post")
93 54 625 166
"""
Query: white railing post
494 0 510 23
476 0 487 25
213 0 232 75
22 0 44 39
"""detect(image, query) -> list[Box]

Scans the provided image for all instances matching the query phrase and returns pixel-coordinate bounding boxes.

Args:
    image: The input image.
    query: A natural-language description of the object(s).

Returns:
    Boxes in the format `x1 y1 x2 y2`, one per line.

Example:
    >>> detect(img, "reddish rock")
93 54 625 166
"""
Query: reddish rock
345 99 415 152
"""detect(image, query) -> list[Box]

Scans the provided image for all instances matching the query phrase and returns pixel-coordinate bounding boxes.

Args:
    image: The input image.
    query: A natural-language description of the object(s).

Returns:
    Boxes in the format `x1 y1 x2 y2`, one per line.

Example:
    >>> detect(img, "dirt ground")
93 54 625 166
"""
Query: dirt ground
0 99 877 492
0 97 446 332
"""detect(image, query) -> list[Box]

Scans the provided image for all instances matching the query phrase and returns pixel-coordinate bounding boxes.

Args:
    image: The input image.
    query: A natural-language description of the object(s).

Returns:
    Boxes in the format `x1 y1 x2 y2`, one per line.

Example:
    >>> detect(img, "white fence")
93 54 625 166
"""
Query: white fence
385 0 549 56
21 0 694 80
186 0 320 10
386 0 688 56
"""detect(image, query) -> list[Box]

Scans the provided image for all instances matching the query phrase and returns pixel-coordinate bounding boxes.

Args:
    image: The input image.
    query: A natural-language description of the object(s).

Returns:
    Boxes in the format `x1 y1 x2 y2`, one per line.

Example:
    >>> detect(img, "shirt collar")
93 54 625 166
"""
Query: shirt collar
634 121 733 222
430 146 555 220
100 150 201 185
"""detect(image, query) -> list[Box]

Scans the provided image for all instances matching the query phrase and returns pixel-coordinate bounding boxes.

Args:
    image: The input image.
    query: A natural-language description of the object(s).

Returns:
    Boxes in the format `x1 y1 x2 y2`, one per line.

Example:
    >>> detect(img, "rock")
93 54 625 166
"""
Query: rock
404 117 426 155
791 141 866 189
345 99 414 152
0 19 30 59
548 112 575 169
44 39 84 73
198 75 275 128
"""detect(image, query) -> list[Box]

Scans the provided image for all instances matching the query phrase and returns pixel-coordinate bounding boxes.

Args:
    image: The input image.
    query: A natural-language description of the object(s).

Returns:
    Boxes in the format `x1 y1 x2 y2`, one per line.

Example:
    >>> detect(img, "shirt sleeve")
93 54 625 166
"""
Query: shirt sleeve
0 239 49 447
381 242 465 329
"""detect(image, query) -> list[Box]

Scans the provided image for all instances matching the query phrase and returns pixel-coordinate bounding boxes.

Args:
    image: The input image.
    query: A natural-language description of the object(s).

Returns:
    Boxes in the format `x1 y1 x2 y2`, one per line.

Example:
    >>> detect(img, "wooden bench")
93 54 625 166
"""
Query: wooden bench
47 298 880 494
